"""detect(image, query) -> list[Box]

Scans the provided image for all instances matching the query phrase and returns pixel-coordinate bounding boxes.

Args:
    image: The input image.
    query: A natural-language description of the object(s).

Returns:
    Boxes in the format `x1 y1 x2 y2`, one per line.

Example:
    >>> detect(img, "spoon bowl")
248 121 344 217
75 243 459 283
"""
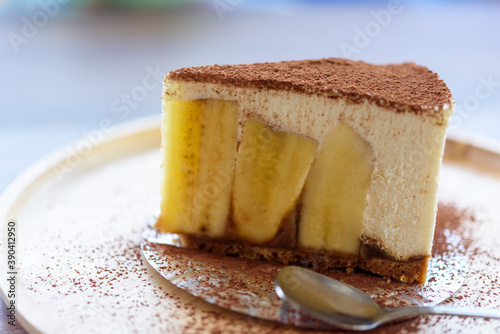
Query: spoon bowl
275 266 500 331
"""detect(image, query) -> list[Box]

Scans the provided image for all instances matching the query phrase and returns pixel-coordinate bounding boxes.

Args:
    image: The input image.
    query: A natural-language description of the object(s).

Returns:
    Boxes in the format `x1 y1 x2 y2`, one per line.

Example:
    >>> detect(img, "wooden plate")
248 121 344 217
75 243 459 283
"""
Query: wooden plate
1 117 499 333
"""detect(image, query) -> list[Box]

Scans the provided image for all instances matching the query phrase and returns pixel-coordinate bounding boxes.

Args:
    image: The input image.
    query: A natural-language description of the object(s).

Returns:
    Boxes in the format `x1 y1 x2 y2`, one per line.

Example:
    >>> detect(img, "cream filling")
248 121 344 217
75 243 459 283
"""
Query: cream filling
163 78 453 261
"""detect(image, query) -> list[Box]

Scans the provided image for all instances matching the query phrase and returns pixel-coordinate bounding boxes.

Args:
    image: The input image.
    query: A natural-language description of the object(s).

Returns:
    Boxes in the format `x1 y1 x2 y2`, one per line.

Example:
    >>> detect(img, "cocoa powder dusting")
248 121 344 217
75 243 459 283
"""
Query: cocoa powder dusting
169 58 454 115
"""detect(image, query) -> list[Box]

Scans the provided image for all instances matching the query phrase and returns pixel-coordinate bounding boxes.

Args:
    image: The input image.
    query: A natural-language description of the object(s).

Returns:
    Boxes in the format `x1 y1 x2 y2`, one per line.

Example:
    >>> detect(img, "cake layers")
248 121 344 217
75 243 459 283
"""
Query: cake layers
156 59 454 283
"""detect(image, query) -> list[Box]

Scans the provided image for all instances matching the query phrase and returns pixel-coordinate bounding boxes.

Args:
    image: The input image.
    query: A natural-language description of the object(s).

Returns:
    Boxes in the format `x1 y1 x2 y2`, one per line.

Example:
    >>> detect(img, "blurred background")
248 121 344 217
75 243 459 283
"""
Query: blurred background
0 1 499 332
1 0 500 193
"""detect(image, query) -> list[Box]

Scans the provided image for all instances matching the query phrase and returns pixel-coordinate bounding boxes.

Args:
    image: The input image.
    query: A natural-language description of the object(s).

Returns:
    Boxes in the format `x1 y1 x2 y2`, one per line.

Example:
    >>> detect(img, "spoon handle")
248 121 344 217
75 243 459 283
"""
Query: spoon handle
384 305 500 323
430 305 500 319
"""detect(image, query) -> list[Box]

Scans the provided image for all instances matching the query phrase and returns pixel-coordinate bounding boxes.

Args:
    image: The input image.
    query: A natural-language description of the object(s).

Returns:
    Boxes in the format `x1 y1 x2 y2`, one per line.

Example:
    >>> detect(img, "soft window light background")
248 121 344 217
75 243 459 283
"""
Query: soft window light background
0 0 499 192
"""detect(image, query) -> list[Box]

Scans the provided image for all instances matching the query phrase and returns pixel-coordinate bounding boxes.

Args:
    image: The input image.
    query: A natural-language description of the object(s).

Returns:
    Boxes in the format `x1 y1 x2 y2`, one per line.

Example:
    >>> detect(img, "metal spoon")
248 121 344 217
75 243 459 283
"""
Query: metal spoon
275 266 500 331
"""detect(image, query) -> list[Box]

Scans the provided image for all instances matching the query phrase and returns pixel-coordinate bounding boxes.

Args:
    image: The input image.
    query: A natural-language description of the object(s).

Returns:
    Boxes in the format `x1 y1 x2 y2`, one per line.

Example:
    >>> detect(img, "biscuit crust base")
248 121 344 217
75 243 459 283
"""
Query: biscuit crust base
179 234 429 284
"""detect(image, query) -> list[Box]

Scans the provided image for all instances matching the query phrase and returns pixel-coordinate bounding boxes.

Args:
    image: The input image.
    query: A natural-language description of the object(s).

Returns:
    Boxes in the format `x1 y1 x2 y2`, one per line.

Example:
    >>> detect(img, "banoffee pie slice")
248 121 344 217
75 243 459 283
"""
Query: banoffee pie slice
155 58 454 284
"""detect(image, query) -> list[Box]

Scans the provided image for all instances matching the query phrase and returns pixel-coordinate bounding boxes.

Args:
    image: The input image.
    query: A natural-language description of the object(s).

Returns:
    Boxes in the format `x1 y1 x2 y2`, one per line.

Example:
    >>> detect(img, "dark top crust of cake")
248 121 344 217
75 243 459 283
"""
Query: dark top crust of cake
168 58 454 115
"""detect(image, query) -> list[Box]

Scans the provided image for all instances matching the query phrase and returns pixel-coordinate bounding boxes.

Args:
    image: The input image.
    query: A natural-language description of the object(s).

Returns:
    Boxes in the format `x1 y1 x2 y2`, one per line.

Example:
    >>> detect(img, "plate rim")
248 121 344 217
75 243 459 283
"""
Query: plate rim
0 116 160 334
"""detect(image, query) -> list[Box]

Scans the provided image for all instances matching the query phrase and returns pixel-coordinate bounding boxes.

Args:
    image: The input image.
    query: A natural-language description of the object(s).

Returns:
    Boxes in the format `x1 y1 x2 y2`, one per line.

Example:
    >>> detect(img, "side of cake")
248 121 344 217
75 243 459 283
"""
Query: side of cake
155 58 454 283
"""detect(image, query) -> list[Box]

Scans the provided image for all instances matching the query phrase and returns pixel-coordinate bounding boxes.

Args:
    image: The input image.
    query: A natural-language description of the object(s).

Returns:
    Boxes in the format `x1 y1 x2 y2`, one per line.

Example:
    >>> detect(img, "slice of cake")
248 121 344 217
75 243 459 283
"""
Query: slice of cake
155 58 454 284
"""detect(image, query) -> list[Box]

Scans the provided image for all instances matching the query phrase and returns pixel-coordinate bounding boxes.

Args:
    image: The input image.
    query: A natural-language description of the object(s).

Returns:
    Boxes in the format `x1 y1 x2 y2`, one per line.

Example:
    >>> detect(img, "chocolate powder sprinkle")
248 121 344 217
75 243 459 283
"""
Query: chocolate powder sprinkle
168 58 454 114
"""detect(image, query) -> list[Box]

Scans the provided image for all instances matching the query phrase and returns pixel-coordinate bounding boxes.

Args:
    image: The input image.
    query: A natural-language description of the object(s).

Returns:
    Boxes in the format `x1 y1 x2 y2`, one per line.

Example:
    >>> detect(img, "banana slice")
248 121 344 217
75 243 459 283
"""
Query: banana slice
156 99 239 237
232 118 318 244
298 123 374 255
